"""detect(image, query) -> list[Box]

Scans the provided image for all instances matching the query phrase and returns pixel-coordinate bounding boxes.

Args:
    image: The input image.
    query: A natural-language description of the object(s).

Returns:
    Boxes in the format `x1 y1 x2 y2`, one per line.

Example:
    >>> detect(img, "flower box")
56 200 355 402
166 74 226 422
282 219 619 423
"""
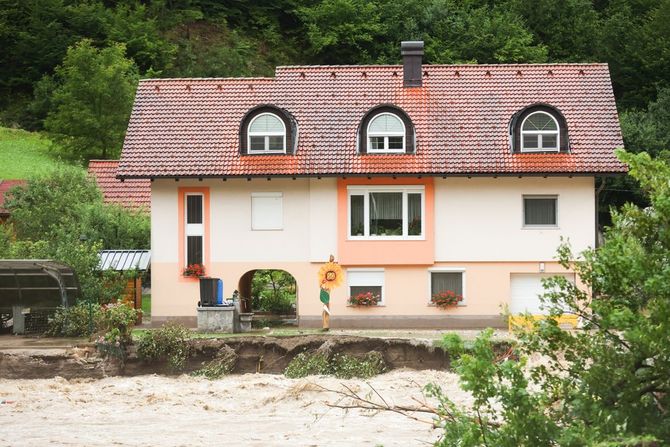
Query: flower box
431 290 463 308
183 263 206 278
348 292 381 307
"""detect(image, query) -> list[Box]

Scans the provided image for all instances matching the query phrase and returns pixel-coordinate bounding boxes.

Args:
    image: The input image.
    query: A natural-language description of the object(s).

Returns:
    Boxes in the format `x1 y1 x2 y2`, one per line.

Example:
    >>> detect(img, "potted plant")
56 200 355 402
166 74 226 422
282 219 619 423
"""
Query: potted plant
431 290 463 308
348 291 381 306
183 263 206 278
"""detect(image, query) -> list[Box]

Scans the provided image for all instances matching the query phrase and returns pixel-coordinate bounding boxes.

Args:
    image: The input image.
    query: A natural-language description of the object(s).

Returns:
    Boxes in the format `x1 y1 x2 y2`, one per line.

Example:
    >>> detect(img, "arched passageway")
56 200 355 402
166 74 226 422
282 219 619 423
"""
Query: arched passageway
237 269 297 325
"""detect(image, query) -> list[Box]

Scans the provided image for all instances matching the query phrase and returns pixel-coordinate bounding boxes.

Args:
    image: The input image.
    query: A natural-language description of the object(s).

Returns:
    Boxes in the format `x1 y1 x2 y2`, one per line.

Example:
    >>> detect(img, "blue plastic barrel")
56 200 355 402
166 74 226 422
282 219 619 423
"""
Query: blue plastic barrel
216 279 224 305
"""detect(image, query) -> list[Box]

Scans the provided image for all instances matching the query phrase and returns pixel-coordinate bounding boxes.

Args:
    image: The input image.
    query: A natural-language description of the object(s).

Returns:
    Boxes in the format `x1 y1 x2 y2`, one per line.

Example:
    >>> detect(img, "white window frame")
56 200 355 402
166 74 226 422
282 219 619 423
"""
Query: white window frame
247 112 287 154
185 193 204 266
367 112 406 153
347 185 425 240
251 192 283 230
522 194 559 229
427 268 466 305
347 268 385 305
520 111 560 152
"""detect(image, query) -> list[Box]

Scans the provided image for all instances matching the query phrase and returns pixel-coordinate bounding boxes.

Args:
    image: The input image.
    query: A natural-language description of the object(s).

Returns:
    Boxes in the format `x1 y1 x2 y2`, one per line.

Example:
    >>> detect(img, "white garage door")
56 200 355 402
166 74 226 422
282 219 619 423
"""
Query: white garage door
510 273 575 314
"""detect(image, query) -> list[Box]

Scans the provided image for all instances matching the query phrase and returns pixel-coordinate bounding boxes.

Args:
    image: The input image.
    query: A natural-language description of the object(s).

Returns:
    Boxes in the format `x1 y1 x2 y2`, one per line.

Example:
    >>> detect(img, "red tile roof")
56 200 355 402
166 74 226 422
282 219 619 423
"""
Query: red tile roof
118 64 626 178
88 160 150 211
0 179 26 216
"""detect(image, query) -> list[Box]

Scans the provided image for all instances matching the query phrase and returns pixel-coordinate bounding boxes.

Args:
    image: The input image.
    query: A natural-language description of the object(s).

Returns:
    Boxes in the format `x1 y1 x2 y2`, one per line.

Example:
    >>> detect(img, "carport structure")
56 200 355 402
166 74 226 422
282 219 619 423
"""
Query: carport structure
0 260 81 334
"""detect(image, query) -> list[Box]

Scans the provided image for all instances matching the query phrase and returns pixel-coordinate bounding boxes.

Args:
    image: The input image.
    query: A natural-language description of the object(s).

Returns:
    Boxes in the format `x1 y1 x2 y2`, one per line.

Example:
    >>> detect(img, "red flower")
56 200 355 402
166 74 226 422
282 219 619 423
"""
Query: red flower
183 263 206 277
348 292 381 306
431 290 463 308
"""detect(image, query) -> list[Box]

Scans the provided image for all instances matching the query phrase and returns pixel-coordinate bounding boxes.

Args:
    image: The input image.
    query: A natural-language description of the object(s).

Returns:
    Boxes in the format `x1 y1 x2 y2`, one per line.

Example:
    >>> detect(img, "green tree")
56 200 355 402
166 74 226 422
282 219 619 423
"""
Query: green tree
431 150 670 445
42 39 138 160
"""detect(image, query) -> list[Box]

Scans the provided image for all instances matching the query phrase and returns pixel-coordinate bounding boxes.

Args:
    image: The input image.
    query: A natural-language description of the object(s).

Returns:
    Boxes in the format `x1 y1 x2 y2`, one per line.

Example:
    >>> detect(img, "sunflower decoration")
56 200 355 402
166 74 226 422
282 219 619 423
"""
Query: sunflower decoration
318 255 344 291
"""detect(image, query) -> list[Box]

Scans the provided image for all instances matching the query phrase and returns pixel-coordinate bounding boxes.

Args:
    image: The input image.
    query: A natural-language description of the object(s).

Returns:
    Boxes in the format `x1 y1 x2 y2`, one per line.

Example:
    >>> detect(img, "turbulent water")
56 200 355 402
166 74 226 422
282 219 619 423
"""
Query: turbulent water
0 369 469 446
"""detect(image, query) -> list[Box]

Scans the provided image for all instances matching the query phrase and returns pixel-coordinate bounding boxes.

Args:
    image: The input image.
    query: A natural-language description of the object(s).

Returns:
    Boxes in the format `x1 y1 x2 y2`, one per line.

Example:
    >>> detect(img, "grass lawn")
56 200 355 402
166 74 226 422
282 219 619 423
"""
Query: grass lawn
0 127 75 179
141 294 151 318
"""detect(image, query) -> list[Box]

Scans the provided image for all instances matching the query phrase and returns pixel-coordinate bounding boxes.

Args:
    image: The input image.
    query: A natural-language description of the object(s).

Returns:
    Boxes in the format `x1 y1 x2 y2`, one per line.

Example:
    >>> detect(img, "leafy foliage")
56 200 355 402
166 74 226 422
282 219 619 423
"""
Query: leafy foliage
42 39 138 160
136 323 193 371
284 350 386 379
431 151 670 445
251 269 296 314
46 302 102 337
0 166 149 302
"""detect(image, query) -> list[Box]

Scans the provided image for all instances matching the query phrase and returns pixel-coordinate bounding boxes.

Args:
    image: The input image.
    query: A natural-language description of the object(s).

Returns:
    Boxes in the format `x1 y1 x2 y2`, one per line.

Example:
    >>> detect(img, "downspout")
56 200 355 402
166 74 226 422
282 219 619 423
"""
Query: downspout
595 177 606 248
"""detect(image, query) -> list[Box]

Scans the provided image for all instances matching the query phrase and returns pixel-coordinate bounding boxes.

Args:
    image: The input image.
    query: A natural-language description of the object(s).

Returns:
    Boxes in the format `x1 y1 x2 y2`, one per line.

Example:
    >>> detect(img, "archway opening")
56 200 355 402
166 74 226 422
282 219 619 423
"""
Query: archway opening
238 269 298 327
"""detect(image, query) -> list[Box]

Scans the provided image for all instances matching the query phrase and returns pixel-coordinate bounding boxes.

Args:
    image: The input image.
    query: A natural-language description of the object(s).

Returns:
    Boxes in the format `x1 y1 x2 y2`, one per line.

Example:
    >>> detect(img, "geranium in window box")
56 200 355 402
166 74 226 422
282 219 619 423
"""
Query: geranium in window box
183 263 206 278
348 292 381 307
431 290 463 308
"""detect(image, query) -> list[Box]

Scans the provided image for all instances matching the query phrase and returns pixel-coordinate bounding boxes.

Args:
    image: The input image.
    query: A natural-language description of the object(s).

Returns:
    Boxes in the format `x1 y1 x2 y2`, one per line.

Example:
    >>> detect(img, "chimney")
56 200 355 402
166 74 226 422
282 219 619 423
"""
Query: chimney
401 41 424 87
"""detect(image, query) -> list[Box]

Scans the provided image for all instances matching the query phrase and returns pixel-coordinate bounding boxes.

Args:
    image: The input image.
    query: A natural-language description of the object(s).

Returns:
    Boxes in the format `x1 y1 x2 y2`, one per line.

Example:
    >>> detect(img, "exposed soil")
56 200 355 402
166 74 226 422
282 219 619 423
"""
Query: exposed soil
0 335 452 379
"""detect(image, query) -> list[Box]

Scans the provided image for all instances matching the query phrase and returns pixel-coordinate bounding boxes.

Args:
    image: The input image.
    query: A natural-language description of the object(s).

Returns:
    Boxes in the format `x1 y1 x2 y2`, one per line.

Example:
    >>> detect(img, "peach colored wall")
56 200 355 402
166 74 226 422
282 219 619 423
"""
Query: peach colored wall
151 259 575 319
337 177 435 265
434 176 595 261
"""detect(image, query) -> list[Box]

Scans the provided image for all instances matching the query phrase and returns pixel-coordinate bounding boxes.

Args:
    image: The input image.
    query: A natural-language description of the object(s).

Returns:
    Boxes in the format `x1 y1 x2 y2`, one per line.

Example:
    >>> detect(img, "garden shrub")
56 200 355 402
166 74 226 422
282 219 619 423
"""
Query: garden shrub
98 301 139 342
136 322 193 371
284 352 330 378
46 302 102 337
331 352 386 379
284 351 386 379
193 345 238 379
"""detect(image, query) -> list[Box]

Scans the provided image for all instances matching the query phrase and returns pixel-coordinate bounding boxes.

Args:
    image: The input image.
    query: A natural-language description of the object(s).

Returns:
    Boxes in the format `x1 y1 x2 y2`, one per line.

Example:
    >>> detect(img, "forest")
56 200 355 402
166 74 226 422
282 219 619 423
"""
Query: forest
1 0 669 209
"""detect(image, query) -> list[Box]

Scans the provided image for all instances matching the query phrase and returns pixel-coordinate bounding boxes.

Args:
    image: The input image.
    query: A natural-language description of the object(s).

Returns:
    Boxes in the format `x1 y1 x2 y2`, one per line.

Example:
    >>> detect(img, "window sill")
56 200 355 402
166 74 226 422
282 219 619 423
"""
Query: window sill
348 236 425 241
346 304 386 308
522 225 559 230
427 303 466 308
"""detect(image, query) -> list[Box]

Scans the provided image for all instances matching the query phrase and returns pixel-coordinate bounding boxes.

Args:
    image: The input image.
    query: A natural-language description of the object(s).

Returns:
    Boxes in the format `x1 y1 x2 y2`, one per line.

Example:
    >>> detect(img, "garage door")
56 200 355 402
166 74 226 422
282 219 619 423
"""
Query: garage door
510 273 575 315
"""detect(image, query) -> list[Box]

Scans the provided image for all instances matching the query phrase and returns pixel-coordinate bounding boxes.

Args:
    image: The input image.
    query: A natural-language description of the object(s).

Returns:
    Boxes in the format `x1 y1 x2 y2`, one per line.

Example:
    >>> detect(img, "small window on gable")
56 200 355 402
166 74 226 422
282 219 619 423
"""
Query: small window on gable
511 105 569 153
367 113 405 153
523 195 558 227
521 112 559 152
248 113 286 154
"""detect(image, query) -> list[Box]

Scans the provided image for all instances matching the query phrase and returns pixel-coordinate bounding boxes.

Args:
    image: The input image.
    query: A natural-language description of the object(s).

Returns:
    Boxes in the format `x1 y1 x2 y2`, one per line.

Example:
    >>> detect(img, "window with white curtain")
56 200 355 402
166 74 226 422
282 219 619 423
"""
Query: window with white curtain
247 113 286 153
348 185 424 239
367 113 406 153
523 195 558 226
429 270 465 302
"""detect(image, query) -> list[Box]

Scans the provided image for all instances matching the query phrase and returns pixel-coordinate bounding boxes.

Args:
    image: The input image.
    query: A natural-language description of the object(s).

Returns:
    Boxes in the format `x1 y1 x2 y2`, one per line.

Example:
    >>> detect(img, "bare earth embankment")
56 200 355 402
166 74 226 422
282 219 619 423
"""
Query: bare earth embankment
0 369 470 447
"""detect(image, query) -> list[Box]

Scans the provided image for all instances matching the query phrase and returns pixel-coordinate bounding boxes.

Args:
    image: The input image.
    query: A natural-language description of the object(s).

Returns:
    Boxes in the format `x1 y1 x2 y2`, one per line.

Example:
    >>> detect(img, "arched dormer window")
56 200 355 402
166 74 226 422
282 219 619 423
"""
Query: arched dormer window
521 111 559 152
510 104 569 153
248 113 286 153
240 105 297 155
358 105 415 154
367 113 406 152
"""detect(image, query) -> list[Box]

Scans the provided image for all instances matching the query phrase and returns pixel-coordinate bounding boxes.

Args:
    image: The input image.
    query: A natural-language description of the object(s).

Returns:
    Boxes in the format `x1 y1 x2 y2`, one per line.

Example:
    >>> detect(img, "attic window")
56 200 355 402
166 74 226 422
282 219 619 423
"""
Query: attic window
510 105 569 153
521 112 559 152
358 106 415 154
247 113 286 154
367 113 405 153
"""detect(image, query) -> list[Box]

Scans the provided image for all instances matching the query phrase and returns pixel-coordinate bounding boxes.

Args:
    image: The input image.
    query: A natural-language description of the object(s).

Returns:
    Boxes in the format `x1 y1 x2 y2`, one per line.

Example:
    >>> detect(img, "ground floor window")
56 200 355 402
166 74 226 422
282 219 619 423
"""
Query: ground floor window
347 269 384 305
429 270 465 305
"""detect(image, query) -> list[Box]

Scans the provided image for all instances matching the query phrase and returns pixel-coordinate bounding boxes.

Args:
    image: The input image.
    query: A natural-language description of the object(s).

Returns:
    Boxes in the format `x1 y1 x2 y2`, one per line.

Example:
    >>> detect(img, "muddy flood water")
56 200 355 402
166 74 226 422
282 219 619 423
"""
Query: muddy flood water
0 369 470 446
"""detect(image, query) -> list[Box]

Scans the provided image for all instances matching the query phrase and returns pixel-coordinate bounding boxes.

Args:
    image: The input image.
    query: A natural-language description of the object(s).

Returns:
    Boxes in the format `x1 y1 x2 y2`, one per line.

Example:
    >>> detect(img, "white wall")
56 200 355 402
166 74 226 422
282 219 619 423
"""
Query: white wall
434 177 595 261
151 180 179 263
309 178 338 262
151 178 339 264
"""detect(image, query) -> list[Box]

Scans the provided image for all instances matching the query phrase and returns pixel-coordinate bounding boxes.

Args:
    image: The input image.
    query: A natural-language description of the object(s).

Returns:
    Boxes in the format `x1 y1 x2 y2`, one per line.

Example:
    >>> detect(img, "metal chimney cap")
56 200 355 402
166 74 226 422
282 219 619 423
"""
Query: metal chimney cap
401 41 424 55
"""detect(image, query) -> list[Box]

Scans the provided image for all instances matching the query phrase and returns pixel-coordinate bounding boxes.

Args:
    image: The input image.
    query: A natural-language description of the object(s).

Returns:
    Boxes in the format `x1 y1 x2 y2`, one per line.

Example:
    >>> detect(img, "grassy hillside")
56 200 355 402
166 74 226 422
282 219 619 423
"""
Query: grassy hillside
0 127 76 179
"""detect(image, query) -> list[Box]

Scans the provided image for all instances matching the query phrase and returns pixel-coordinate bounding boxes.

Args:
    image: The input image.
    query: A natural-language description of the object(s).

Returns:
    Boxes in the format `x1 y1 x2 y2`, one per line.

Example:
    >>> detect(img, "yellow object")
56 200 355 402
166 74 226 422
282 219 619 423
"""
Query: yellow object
509 314 579 331
318 257 344 291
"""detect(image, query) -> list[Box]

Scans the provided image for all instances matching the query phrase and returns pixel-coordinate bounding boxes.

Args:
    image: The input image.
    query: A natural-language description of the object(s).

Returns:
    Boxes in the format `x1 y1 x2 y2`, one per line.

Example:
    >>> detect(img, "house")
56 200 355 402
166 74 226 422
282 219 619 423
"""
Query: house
88 160 150 212
117 41 626 329
0 179 26 223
